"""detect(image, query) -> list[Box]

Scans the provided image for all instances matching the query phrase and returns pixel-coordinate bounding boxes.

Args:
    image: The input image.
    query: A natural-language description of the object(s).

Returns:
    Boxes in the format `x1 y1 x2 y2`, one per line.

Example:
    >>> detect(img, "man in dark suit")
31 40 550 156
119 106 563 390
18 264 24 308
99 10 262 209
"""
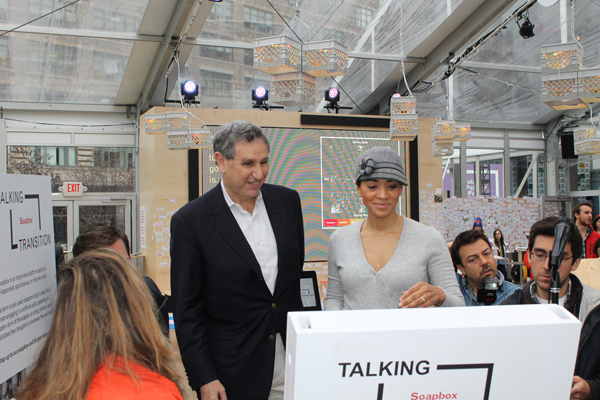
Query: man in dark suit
170 120 305 400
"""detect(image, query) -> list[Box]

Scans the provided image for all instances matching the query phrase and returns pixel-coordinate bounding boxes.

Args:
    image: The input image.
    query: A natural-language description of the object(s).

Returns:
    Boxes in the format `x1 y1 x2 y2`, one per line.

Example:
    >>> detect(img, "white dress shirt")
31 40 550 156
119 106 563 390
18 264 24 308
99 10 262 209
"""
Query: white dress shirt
221 181 279 294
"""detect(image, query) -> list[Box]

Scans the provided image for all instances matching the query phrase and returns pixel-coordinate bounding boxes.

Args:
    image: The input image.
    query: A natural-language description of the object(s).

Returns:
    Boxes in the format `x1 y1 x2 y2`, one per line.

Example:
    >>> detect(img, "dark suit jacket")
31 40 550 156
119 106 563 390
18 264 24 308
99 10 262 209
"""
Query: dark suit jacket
170 183 305 400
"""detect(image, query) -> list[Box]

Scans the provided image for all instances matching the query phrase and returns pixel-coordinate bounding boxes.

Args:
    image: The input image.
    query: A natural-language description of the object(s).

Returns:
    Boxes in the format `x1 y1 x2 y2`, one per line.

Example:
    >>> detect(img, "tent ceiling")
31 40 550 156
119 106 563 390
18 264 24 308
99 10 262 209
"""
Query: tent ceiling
0 0 599 127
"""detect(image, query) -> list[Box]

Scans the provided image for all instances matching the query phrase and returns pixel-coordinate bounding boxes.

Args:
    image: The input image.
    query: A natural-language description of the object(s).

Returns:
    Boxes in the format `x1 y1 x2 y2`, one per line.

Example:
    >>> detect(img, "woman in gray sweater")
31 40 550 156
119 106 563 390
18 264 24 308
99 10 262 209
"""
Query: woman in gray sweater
324 147 464 310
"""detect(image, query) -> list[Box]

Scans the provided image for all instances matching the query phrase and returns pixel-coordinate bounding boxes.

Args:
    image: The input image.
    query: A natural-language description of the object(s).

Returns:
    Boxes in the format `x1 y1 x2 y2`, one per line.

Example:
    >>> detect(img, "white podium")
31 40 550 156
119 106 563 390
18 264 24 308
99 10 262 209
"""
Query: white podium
285 305 581 400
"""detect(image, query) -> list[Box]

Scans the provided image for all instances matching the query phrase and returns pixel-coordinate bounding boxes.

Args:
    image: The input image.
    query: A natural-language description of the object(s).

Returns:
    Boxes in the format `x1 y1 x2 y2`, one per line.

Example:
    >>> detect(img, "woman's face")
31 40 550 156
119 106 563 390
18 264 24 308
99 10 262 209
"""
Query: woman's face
494 230 502 240
357 179 403 219
595 219 600 231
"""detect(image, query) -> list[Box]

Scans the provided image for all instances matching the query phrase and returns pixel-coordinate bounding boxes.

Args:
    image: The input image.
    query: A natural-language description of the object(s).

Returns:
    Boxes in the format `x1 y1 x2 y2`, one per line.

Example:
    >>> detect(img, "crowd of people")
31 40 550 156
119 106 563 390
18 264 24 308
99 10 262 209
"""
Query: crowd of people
8 120 600 400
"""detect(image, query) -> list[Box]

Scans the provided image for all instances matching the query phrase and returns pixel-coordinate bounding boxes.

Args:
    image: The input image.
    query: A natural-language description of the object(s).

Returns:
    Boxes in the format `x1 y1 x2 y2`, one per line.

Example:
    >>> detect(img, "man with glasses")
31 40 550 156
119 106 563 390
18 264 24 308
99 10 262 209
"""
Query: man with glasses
450 230 519 306
502 217 600 400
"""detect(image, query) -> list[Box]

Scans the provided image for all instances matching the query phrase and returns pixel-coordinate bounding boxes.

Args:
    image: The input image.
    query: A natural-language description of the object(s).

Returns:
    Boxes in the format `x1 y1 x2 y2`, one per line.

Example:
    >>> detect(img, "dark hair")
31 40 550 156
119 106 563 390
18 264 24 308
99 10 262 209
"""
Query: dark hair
212 120 270 160
573 201 594 219
493 229 505 251
73 225 130 258
592 215 600 232
450 229 492 267
528 217 583 260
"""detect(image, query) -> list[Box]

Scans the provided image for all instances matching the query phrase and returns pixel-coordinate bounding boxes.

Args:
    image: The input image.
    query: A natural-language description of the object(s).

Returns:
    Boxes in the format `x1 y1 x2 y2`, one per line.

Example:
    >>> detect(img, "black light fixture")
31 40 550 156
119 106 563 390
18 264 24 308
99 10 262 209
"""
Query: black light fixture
517 9 535 39
181 80 199 102
252 86 268 105
325 87 340 104
324 87 352 114
251 86 283 110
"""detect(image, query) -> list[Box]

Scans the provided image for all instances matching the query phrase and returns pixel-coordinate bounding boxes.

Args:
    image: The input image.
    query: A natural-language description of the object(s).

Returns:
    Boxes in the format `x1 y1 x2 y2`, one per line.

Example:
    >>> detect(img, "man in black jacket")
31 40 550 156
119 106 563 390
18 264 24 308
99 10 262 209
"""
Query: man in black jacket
502 217 600 400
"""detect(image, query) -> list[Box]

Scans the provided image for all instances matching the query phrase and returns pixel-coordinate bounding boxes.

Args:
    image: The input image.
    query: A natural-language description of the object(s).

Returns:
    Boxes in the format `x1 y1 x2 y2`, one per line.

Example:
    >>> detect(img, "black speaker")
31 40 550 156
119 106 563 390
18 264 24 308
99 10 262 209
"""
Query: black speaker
561 133 577 159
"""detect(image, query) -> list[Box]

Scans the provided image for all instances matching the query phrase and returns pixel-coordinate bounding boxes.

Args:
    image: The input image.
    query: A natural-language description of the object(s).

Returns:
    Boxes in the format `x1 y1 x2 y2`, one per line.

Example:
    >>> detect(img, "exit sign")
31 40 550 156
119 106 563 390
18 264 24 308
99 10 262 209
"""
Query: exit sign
62 182 85 197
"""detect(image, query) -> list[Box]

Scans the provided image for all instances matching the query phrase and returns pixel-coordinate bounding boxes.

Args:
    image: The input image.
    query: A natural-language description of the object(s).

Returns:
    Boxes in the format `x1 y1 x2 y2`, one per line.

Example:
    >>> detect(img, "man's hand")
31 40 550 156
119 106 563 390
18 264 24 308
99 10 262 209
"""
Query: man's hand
200 380 227 400
571 376 591 400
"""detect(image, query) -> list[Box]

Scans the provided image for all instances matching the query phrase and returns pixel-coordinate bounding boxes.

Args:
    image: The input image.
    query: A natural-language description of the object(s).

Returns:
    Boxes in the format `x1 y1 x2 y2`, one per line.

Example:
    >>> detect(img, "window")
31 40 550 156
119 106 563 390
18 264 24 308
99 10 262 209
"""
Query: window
48 44 78 76
201 70 233 98
245 76 269 92
92 51 126 82
0 0 9 21
30 0 78 28
29 147 78 167
0 83 10 100
244 49 254 66
0 36 9 68
200 46 233 62
29 41 47 73
93 7 135 32
351 7 372 28
199 33 234 62
326 29 345 44
209 2 233 19
7 146 135 193
243 6 273 34
94 148 134 169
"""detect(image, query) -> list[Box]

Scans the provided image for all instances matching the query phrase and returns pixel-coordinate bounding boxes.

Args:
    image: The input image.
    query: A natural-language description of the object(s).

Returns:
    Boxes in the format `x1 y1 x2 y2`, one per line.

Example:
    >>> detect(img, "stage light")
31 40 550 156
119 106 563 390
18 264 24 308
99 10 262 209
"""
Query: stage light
181 80 199 101
209 0 223 2
323 87 352 113
517 10 535 39
325 87 340 103
251 86 283 110
252 86 269 105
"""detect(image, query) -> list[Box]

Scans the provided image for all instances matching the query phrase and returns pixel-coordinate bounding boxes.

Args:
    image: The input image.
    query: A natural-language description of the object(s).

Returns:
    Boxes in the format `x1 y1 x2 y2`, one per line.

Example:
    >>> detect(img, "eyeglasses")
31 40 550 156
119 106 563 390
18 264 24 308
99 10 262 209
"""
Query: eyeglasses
530 251 573 264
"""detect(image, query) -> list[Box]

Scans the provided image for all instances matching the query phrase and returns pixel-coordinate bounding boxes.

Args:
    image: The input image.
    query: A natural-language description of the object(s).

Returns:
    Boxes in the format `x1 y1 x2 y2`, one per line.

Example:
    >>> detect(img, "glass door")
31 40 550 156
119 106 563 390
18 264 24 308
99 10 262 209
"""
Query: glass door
52 195 135 261
52 200 73 252
75 201 130 237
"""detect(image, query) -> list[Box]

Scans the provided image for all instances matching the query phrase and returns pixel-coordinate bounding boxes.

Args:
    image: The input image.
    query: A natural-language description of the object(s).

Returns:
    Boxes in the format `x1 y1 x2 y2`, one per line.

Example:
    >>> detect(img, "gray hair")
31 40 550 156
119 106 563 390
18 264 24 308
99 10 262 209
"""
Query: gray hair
212 120 270 159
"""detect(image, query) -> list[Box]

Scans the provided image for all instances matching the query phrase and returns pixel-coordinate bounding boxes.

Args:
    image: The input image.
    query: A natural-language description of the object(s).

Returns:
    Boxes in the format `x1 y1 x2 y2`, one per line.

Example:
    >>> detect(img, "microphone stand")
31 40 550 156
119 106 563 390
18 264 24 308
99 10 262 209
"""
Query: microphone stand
548 258 561 305
548 218 574 305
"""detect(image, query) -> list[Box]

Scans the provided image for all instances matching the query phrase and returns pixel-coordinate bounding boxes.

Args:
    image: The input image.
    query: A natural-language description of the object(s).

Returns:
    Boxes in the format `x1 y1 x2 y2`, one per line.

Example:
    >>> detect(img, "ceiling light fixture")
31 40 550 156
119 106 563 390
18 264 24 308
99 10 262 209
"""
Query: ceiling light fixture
389 93 418 141
252 86 283 111
516 10 535 39
181 80 199 103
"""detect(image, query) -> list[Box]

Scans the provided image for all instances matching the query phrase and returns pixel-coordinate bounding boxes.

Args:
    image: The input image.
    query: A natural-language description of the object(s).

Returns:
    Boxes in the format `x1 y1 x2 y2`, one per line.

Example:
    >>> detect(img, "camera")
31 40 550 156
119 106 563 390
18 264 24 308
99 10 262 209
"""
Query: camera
476 276 499 305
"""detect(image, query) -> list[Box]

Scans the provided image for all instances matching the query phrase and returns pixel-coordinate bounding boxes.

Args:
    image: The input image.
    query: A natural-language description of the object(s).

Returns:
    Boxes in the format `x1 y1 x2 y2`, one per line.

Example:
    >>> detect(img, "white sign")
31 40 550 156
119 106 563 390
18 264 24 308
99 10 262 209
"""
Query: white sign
285 305 581 400
0 175 56 383
62 182 84 197
140 206 146 249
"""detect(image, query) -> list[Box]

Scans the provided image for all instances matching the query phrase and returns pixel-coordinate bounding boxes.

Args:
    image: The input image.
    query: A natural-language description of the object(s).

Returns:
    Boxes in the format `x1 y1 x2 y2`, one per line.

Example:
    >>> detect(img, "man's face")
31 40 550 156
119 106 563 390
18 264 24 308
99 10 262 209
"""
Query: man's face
474 226 482 232
530 235 580 300
457 238 497 289
109 238 130 260
575 205 593 227
216 140 269 204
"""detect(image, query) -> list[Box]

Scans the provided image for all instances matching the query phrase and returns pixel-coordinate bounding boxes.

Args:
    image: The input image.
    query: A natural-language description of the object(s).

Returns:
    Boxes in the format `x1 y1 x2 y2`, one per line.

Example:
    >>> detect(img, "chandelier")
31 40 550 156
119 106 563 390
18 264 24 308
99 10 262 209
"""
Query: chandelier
389 94 418 141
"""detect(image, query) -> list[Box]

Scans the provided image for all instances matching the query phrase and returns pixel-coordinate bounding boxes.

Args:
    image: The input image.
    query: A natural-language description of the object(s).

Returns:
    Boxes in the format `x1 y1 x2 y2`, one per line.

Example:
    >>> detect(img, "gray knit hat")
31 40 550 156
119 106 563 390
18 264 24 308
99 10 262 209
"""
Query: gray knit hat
354 147 408 186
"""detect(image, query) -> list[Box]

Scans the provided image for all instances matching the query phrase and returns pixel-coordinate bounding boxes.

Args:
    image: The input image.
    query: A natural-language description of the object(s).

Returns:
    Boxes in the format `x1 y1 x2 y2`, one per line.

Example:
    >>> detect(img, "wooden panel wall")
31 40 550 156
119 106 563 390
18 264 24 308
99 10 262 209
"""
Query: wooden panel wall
139 108 439 292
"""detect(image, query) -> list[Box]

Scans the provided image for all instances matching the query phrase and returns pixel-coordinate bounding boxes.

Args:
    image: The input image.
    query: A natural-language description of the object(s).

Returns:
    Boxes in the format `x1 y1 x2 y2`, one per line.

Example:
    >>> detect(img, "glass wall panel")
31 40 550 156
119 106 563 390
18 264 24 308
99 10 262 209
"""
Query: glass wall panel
510 151 543 198
6 146 135 193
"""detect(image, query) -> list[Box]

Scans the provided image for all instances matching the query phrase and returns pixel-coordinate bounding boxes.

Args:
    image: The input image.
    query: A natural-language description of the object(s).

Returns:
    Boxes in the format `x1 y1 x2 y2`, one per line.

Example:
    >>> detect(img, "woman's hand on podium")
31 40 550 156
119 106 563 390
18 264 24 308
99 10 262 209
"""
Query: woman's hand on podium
398 281 446 308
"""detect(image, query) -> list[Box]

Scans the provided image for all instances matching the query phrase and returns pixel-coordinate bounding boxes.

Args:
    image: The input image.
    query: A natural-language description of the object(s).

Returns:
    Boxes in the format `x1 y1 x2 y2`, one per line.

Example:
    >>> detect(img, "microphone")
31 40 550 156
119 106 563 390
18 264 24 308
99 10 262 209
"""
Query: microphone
548 218 574 304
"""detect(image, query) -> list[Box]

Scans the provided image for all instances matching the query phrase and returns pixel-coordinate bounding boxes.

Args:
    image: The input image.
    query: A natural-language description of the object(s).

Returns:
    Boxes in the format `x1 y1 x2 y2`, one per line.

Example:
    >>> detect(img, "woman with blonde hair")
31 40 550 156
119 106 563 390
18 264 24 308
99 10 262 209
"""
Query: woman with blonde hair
17 249 183 400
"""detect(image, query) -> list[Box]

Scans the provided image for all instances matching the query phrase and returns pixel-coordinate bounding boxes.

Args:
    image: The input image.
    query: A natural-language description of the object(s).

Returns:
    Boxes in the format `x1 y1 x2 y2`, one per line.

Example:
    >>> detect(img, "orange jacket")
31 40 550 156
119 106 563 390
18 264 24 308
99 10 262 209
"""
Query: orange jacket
87 357 182 400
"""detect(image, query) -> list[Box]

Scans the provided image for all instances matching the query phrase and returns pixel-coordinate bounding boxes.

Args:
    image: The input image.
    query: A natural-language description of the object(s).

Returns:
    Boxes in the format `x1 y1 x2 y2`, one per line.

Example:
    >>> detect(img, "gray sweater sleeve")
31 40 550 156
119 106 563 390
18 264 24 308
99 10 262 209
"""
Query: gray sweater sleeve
324 228 344 310
425 226 464 307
